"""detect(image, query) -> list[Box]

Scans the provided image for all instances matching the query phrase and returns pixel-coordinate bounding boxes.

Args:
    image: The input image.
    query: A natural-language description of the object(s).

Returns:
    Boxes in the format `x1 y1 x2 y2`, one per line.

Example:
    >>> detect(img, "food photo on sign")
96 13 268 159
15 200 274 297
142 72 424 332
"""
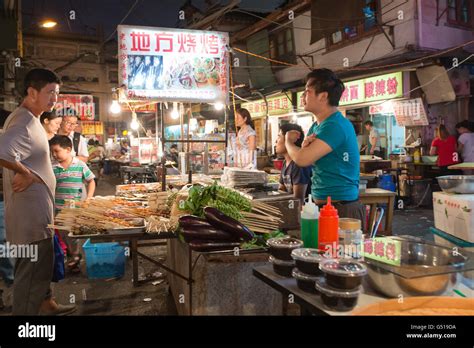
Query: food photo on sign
127 55 164 90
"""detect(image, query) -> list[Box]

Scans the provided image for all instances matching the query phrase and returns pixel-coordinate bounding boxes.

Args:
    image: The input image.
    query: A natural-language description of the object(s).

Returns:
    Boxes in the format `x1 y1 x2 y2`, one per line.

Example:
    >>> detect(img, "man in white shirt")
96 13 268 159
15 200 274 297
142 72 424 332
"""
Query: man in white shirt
456 120 474 175
57 108 89 163
363 120 382 158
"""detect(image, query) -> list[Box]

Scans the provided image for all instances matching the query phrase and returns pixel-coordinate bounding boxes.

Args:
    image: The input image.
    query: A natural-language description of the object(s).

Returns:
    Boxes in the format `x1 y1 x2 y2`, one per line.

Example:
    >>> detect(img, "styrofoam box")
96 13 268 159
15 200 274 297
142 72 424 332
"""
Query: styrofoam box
433 191 474 243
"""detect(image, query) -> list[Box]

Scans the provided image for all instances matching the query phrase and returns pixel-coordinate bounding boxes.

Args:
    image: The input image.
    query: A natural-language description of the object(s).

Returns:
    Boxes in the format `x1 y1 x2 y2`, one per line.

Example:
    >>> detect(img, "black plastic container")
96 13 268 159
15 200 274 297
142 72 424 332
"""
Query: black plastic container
267 237 304 261
269 256 295 277
315 278 361 312
319 259 367 290
291 248 328 276
292 268 321 294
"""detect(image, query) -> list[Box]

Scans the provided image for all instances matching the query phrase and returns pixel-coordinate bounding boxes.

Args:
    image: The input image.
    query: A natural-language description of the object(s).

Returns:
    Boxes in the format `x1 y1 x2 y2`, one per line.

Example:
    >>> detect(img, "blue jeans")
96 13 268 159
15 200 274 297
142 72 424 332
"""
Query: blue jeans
0 201 14 286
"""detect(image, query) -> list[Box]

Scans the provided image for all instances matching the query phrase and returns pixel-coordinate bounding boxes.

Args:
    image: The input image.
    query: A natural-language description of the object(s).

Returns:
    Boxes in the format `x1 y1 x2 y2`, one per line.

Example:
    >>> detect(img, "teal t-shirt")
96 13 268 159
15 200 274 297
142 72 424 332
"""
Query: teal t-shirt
307 111 360 201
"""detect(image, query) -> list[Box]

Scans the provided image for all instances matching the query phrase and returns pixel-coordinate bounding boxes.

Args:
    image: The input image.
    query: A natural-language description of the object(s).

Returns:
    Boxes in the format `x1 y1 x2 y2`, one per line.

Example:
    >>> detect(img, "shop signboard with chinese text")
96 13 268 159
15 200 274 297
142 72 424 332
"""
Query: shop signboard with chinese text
118 25 229 103
392 98 429 126
55 94 95 121
122 103 157 113
241 95 292 118
339 72 403 106
81 121 104 135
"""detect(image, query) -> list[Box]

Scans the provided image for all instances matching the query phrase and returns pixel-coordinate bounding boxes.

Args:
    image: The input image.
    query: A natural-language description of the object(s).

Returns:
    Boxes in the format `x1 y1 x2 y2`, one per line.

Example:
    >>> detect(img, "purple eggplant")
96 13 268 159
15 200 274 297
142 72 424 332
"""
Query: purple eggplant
179 215 213 229
188 240 240 252
180 226 235 243
203 206 255 242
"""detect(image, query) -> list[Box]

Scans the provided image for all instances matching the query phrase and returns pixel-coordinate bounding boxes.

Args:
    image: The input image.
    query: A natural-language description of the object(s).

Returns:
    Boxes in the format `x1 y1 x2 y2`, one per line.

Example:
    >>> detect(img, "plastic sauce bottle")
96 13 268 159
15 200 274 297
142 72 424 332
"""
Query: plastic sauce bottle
318 197 339 256
300 194 319 248
414 148 421 164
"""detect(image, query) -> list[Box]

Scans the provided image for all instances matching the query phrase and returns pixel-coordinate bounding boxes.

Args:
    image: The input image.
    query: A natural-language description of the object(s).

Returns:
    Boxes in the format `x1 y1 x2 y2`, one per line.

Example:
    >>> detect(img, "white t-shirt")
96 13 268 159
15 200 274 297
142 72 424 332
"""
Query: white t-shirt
369 128 381 151
459 133 474 162
68 132 89 158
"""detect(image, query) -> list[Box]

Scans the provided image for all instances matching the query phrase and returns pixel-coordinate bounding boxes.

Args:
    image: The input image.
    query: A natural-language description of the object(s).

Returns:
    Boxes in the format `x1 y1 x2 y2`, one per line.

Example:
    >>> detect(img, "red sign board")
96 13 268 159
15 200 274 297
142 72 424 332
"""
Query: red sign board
118 25 229 103
55 94 95 121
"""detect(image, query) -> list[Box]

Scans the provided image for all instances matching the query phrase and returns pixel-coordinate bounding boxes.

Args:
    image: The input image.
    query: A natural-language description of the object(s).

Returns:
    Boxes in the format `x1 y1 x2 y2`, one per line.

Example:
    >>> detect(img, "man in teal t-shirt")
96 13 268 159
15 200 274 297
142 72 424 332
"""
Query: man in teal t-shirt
285 69 365 227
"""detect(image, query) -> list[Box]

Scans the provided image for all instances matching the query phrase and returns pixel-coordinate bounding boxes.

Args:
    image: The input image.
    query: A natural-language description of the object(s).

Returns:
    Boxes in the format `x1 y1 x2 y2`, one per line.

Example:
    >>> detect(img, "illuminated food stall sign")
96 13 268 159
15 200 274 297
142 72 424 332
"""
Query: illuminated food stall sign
118 25 229 103
297 72 404 109
340 72 403 106
240 95 293 118
81 121 104 135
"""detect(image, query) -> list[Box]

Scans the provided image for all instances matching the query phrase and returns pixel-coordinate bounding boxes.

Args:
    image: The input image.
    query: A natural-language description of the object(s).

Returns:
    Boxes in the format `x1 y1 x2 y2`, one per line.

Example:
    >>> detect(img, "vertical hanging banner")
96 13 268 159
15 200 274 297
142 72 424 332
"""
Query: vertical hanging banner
118 25 230 104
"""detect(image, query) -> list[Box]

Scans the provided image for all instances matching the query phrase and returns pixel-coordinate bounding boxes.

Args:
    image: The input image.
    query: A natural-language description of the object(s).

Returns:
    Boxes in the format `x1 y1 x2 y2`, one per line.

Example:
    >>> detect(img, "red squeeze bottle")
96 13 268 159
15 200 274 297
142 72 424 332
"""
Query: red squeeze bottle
318 197 339 256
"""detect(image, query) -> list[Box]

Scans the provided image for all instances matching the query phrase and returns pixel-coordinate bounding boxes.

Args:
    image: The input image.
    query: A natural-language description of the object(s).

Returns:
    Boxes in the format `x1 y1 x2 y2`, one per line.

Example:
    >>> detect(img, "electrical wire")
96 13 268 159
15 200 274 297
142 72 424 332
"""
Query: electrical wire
231 39 474 72
233 47 296 67
103 0 140 44
227 53 474 115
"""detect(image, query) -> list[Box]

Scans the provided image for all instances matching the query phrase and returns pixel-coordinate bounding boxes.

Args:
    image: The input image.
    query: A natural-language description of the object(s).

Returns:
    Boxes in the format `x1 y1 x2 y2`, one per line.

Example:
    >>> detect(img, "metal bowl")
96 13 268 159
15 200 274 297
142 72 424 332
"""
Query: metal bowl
365 237 469 298
437 175 474 194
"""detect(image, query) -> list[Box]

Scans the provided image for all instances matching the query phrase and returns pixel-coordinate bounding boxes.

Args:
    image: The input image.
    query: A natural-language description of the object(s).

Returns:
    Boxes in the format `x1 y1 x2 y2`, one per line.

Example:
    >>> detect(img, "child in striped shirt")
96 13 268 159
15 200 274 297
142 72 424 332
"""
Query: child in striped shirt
50 135 96 272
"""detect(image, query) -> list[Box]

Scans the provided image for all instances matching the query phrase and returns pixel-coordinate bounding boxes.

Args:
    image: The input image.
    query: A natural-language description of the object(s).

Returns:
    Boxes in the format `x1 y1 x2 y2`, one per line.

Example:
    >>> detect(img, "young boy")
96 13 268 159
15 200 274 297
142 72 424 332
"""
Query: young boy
275 123 312 205
49 135 96 272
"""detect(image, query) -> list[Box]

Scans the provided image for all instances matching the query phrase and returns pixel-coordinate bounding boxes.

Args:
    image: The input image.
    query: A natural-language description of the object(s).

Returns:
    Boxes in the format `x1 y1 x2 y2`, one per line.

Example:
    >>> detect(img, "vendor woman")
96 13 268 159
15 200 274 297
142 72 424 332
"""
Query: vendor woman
234 108 256 167
285 69 365 226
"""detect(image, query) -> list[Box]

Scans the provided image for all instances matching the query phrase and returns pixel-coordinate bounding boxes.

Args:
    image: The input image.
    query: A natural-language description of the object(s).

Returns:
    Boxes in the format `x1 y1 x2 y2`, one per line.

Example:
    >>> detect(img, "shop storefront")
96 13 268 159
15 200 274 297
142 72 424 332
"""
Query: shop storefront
241 94 302 154
336 71 410 157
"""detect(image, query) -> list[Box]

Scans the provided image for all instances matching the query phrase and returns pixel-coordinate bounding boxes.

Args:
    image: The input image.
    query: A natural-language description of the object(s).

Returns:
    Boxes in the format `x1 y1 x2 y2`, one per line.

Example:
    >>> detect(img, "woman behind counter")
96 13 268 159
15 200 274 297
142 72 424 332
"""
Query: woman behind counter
234 108 257 168
430 125 459 176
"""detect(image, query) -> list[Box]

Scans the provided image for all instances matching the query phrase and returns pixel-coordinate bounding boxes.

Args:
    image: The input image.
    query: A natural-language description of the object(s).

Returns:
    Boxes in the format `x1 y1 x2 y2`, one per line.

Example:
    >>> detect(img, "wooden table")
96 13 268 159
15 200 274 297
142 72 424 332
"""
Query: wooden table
360 188 396 235
448 163 474 170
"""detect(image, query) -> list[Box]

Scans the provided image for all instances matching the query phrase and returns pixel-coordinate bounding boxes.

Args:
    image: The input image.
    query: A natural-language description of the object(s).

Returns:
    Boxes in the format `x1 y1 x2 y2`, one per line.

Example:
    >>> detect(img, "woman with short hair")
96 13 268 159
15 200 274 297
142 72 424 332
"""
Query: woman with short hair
40 111 62 140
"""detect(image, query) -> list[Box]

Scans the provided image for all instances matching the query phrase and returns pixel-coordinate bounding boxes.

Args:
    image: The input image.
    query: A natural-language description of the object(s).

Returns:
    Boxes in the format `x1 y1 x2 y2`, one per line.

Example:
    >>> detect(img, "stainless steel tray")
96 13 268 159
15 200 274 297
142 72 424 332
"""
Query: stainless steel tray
68 226 146 239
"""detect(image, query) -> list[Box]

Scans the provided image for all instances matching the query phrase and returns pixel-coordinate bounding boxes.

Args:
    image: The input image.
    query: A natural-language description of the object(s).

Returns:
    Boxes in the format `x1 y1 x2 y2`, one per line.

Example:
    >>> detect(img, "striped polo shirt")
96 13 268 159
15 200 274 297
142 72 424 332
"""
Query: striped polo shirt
53 157 95 211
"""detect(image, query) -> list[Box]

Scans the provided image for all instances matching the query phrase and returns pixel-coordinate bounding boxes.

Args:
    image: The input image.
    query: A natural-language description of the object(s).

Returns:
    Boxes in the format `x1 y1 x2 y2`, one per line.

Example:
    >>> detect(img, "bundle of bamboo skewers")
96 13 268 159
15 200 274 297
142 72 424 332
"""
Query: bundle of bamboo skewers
53 196 148 234
242 201 283 234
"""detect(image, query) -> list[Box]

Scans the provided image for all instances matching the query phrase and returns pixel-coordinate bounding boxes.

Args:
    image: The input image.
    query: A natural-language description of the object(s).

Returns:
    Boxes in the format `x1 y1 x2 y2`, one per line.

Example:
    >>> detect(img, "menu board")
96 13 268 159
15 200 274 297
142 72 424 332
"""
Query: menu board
118 25 229 103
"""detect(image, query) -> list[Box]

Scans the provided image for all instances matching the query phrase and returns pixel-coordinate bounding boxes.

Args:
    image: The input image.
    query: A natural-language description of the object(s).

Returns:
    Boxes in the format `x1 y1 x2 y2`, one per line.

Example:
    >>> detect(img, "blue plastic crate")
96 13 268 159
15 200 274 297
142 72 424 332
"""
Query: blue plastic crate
82 239 126 279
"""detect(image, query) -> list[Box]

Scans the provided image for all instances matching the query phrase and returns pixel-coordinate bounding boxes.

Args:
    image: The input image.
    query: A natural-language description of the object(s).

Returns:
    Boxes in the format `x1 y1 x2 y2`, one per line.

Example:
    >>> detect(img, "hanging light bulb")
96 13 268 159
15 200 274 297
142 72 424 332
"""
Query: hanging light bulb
110 88 121 114
171 102 179 119
189 118 198 131
130 112 139 130
214 102 224 111
110 100 121 114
